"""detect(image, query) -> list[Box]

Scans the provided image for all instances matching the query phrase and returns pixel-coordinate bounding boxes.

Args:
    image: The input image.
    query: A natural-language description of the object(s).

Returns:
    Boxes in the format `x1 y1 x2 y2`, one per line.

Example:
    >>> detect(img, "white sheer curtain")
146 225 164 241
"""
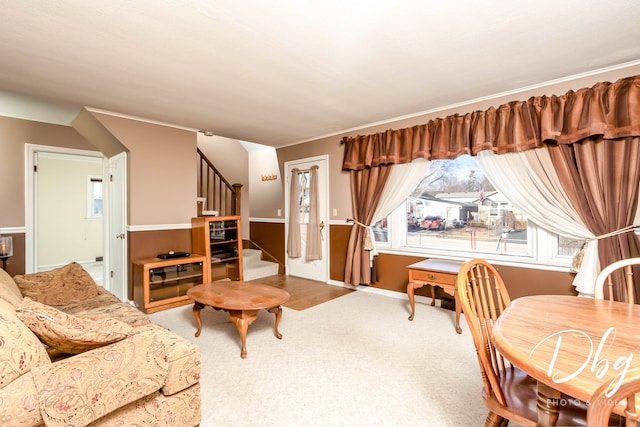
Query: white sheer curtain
373 158 430 223
366 159 430 260
476 149 598 295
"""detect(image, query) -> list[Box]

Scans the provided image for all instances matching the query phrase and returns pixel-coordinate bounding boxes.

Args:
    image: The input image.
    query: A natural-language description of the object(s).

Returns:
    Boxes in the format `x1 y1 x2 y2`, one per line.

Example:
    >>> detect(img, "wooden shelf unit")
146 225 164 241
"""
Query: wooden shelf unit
191 215 243 282
132 254 207 314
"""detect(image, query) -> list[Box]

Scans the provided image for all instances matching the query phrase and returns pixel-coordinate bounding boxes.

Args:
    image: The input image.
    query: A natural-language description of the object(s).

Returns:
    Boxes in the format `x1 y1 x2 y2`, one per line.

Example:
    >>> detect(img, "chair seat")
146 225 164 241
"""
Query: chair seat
482 367 593 427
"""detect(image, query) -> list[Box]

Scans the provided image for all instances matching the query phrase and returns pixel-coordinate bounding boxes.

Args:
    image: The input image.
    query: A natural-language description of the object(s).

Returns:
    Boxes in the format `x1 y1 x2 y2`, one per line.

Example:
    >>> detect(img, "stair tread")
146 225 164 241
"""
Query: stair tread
242 249 279 280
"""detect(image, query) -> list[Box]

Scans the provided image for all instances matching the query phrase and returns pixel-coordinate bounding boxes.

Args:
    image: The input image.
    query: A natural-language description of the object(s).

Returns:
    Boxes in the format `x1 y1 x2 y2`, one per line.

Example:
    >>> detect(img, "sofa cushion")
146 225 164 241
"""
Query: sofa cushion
89 383 201 427
14 262 100 306
0 299 51 389
0 372 43 427
0 268 24 307
15 298 133 354
32 329 169 427
135 323 201 396
61 295 151 328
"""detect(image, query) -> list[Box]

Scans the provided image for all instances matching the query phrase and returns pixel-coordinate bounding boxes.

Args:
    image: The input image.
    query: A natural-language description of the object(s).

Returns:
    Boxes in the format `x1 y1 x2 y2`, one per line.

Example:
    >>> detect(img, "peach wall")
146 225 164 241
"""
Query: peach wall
92 113 197 226
248 147 282 219
0 116 95 227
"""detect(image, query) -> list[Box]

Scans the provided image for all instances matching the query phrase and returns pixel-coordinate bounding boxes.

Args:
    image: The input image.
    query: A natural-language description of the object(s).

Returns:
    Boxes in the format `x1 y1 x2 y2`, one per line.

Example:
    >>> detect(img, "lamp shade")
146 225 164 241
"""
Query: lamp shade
0 236 13 257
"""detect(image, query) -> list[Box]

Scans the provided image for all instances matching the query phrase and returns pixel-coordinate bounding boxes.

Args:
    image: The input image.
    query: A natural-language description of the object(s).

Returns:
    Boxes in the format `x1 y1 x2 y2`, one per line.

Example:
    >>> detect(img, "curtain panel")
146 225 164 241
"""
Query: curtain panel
341 75 640 288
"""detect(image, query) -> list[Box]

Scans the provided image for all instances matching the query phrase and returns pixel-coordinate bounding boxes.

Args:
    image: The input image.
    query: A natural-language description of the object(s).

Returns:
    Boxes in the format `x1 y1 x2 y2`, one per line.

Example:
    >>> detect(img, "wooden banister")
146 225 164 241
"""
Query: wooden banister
197 147 242 217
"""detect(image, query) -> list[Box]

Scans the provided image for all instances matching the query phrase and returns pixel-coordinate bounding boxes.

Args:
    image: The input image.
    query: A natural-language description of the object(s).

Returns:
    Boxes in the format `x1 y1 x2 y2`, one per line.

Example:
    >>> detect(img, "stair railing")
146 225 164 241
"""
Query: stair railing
197 147 242 217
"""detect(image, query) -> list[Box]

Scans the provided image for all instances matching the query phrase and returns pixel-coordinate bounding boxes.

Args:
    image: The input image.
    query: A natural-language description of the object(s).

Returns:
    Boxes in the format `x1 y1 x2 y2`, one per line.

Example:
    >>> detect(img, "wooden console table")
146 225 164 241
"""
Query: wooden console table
406 259 464 334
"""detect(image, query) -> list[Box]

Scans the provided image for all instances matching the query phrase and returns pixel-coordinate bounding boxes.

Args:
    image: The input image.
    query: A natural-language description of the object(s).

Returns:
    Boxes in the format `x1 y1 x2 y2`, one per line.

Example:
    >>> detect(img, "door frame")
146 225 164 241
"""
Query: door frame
284 155 330 282
25 144 107 274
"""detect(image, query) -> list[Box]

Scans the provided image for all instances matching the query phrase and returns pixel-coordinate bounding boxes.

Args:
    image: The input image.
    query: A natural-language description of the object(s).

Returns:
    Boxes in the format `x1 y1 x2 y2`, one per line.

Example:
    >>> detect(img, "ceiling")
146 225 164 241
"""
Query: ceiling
1 1 640 148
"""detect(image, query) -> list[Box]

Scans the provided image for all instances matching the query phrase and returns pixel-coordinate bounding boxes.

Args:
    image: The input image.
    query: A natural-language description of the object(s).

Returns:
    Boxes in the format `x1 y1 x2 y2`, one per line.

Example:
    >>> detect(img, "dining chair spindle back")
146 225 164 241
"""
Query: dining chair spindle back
587 368 640 427
594 257 640 304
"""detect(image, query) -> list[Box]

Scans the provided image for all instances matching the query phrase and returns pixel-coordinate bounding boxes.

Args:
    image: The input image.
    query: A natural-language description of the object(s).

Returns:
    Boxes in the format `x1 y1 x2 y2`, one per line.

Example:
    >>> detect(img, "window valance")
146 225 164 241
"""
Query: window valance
342 75 640 170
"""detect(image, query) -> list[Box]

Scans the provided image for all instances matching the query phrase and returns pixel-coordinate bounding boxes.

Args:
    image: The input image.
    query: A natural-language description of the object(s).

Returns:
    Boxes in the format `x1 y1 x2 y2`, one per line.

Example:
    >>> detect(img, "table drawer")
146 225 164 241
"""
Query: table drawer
410 269 456 285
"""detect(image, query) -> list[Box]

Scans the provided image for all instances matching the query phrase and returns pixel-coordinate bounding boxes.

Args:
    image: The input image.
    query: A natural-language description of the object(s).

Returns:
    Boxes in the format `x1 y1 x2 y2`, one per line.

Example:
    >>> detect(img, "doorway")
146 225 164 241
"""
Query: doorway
284 155 330 283
25 144 107 284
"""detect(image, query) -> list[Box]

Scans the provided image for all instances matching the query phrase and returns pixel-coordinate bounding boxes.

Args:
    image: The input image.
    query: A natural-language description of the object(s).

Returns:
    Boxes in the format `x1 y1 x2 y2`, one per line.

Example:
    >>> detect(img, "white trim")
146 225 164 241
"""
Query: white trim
127 223 192 232
249 217 285 224
38 152 103 163
250 218 350 226
327 279 434 305
0 227 26 234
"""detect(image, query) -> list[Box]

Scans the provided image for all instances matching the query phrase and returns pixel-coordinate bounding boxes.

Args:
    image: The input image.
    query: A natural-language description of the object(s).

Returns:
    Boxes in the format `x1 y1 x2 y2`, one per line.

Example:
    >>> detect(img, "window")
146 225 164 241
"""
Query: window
295 170 311 223
375 155 581 269
87 176 103 218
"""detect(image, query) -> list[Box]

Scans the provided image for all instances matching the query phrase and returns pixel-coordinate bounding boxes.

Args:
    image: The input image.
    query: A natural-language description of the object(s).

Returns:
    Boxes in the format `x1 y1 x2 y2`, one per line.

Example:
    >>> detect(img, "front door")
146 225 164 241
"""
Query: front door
284 155 329 282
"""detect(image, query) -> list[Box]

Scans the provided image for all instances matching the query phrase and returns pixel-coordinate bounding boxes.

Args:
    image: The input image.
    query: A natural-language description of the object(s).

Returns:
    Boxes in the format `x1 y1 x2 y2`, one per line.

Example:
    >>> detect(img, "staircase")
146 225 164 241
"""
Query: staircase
197 148 281 281
242 248 279 281
197 147 242 217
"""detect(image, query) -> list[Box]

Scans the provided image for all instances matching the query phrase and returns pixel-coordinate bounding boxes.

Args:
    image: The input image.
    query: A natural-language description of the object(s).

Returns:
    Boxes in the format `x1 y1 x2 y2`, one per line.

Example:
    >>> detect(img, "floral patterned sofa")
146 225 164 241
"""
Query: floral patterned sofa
0 263 201 427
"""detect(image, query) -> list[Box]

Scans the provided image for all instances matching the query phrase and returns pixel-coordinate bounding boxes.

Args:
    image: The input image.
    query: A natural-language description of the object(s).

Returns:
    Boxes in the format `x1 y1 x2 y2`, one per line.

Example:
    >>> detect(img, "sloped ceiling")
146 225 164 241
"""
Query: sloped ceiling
1 1 639 147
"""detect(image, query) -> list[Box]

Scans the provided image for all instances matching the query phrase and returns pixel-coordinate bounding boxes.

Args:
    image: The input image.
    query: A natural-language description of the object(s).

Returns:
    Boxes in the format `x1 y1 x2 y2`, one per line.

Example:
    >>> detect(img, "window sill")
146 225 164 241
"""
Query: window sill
375 246 574 273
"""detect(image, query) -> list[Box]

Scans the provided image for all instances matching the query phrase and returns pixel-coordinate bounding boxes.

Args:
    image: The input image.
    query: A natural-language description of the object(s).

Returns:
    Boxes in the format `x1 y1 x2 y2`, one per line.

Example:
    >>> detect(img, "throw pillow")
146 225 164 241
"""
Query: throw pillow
15 297 133 354
14 262 100 306
0 298 51 388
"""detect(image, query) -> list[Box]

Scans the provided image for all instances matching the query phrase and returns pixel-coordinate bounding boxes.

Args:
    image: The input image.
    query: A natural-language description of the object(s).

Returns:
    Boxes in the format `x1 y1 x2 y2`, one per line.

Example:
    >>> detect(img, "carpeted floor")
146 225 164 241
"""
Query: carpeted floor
149 289 488 426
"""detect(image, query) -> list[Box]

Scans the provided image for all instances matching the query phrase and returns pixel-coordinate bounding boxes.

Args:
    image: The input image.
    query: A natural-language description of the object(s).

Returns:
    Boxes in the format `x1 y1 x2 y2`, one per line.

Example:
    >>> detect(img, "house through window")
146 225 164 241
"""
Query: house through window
374 155 582 268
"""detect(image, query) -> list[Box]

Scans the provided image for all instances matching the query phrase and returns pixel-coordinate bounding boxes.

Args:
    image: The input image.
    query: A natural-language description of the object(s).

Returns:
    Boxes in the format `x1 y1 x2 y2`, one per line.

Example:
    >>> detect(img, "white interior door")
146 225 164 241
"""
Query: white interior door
106 153 127 301
285 155 329 282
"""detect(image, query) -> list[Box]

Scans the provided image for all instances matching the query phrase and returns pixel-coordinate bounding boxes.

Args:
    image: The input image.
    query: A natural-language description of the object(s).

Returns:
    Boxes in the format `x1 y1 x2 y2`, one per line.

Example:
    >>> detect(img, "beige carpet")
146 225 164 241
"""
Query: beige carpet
149 289 488 426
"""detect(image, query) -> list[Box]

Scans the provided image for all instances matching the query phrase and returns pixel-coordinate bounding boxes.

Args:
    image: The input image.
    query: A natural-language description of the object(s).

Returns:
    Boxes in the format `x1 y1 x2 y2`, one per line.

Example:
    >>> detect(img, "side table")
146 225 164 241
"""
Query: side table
406 258 464 334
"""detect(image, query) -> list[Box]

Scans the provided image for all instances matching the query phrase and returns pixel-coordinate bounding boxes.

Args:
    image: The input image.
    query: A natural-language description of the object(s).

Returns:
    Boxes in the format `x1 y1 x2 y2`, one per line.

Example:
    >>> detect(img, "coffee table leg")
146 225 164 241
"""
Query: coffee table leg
229 310 258 359
192 302 205 337
268 306 283 339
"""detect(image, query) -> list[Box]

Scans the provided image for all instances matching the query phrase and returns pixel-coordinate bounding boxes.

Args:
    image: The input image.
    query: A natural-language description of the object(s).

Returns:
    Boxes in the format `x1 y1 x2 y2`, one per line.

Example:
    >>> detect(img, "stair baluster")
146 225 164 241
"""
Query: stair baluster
197 148 242 217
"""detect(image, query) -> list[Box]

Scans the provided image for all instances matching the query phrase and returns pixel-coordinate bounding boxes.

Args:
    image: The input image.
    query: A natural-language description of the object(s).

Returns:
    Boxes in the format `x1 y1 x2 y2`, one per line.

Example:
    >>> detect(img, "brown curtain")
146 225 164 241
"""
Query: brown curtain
548 137 640 302
341 75 640 288
344 164 392 286
342 75 640 169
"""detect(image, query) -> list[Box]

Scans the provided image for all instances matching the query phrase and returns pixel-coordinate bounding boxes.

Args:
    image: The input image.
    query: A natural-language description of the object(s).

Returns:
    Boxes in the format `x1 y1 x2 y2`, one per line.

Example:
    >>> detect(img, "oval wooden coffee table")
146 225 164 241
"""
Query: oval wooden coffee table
186 281 290 359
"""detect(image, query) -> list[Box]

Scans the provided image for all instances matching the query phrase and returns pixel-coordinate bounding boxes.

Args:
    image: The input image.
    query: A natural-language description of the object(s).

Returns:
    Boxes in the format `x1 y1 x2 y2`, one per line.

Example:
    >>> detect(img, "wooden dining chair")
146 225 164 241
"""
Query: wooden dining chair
457 258 589 427
587 368 640 427
594 257 640 304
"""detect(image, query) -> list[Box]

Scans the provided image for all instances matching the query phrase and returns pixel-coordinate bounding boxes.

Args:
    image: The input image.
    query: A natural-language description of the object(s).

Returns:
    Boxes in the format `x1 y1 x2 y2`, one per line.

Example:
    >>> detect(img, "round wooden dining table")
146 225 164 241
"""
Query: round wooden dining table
491 295 640 426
